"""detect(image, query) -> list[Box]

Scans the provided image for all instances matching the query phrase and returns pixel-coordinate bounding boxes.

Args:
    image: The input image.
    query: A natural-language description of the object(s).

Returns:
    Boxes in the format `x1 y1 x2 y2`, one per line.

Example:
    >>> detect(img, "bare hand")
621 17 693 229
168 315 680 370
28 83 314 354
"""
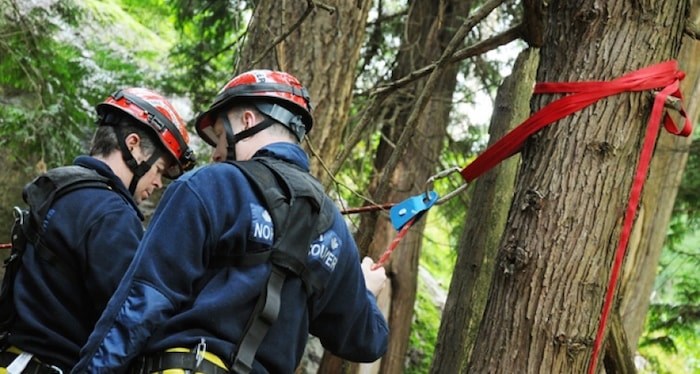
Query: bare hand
361 257 387 297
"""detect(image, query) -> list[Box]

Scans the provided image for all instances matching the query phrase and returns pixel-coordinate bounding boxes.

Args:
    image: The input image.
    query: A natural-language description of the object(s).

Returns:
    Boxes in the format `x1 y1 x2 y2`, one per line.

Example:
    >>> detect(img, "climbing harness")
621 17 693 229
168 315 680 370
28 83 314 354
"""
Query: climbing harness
211 157 334 373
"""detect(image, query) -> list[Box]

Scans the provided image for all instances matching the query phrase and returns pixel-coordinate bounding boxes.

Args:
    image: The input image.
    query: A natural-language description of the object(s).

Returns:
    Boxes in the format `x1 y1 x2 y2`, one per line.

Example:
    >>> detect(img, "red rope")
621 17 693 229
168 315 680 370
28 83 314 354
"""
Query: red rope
371 215 420 270
0 243 10 250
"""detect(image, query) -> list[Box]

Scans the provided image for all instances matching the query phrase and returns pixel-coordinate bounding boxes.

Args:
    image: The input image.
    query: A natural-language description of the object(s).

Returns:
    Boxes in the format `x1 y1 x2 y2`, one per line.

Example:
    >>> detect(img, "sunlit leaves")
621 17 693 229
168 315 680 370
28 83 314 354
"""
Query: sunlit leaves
164 0 252 113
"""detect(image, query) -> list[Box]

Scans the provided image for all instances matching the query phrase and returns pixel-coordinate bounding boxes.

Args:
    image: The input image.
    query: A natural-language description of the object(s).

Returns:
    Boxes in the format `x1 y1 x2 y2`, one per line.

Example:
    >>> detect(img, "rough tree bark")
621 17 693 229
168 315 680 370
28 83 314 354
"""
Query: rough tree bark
466 1 689 373
619 10 700 348
235 0 372 180
430 47 539 374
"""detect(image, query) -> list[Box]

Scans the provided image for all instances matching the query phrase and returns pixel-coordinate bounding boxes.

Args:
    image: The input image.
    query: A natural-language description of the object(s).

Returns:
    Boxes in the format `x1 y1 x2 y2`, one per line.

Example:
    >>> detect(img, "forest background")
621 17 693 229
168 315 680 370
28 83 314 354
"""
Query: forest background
0 0 698 373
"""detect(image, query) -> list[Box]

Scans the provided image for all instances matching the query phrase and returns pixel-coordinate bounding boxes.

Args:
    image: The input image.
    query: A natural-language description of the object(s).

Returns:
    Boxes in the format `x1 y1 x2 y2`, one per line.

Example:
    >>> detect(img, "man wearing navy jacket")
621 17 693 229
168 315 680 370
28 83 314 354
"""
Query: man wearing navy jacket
1 88 195 373
74 70 388 373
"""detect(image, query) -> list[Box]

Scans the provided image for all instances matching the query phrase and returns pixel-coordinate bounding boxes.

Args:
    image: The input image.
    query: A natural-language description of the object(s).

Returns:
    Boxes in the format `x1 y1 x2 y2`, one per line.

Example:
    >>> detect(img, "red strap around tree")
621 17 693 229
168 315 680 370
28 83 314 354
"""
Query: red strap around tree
456 60 690 373
460 60 691 182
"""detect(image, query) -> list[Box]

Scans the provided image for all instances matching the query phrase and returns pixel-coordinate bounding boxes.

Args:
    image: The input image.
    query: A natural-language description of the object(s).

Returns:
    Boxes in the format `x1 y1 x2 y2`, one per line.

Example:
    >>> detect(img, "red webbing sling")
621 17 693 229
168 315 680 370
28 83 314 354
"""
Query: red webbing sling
457 60 690 373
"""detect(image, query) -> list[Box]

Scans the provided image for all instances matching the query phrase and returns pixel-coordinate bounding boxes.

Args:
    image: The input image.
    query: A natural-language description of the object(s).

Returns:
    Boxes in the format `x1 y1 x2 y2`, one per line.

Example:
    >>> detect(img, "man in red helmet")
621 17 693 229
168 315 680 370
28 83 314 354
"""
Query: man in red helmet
74 70 389 373
0 88 195 373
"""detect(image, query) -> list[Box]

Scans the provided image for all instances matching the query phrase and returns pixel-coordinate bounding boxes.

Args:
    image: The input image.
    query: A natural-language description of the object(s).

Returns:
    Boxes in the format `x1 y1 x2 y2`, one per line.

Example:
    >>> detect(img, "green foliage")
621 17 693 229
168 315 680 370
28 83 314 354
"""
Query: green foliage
120 0 175 38
164 0 252 113
333 131 383 213
421 210 458 287
0 0 92 169
668 142 700 247
638 229 700 373
639 139 700 373
0 0 178 171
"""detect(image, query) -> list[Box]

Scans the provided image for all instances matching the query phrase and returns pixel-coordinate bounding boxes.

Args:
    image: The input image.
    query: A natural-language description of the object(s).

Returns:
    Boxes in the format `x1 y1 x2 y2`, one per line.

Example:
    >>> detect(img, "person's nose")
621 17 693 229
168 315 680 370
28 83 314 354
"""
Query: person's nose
211 147 226 163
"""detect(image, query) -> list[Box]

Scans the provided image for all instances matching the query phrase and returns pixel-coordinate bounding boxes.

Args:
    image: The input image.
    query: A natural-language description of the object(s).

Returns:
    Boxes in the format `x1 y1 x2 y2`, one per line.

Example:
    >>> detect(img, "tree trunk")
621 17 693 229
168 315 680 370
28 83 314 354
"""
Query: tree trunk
236 0 372 179
430 47 539 374
466 1 689 373
318 1 472 373
618 12 700 347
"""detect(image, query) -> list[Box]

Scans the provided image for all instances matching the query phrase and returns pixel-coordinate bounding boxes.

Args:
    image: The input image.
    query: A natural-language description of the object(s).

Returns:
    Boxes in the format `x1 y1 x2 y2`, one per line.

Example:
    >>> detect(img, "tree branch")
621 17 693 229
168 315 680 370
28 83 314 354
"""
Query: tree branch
372 23 522 96
327 0 515 186
371 0 507 204
202 31 247 65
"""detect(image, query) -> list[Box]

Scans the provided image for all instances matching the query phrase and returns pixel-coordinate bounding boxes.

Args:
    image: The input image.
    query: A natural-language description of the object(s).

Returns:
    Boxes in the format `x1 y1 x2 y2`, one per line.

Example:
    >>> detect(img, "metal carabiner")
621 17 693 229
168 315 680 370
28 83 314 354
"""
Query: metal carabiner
12 206 24 225
424 167 469 206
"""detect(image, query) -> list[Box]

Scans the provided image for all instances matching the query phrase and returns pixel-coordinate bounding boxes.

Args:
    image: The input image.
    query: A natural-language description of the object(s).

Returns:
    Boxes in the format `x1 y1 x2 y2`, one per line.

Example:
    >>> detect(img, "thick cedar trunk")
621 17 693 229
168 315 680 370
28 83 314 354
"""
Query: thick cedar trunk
236 0 372 180
467 1 688 373
619 26 700 347
430 48 539 374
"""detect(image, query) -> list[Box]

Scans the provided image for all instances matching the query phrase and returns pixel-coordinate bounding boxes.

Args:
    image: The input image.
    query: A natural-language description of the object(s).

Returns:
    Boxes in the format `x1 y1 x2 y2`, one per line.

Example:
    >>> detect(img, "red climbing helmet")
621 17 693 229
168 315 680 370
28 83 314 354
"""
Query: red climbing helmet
96 87 196 178
195 69 313 145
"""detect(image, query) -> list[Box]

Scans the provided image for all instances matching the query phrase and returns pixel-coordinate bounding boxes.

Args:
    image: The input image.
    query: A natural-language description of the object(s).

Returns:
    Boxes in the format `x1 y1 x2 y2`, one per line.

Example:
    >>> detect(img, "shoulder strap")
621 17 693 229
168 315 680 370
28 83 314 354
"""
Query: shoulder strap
22 165 113 277
224 157 333 373
23 165 113 231
0 167 112 335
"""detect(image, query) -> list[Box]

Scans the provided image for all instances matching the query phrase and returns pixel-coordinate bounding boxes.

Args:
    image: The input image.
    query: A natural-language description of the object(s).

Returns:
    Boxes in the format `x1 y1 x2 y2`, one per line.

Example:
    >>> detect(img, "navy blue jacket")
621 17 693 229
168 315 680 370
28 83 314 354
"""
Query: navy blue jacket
74 143 388 373
8 156 143 371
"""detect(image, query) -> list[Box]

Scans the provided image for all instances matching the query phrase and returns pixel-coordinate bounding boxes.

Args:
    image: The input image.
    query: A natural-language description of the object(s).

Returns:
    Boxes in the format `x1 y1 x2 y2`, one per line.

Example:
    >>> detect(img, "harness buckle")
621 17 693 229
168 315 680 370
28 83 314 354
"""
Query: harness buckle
194 338 207 369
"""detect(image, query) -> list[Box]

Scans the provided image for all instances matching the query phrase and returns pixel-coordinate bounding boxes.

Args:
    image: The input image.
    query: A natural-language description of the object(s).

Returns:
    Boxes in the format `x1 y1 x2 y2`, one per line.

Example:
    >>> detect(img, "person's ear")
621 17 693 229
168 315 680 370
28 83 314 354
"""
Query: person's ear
125 133 141 152
243 110 257 130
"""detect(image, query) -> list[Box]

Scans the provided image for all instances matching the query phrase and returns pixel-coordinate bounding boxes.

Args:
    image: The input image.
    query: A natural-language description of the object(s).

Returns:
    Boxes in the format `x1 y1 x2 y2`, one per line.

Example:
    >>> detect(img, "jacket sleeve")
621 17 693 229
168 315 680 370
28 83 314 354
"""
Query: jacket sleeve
73 281 174 373
307 217 389 362
73 176 215 373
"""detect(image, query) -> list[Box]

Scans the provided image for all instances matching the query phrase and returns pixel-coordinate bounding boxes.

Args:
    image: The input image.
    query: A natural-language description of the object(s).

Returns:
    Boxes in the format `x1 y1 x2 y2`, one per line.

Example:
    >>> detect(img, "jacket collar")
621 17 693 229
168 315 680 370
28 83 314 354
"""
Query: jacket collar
73 155 144 220
253 142 310 171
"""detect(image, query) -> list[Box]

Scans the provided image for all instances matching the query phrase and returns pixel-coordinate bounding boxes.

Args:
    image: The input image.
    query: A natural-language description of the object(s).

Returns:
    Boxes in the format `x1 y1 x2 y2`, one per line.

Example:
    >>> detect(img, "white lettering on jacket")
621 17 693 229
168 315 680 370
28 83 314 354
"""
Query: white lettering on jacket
249 203 274 245
309 233 340 271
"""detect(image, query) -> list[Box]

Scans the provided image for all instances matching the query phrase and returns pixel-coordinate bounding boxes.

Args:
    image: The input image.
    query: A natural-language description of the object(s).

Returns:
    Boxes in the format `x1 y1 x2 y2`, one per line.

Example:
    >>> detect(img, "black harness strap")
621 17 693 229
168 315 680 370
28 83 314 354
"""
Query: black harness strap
231 267 285 374
221 157 334 374
22 166 113 278
0 166 113 335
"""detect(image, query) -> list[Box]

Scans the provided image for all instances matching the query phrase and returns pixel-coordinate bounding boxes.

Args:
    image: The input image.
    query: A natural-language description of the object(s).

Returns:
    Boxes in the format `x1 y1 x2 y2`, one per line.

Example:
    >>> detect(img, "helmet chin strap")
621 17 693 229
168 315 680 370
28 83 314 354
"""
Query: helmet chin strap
219 113 277 161
115 127 161 195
